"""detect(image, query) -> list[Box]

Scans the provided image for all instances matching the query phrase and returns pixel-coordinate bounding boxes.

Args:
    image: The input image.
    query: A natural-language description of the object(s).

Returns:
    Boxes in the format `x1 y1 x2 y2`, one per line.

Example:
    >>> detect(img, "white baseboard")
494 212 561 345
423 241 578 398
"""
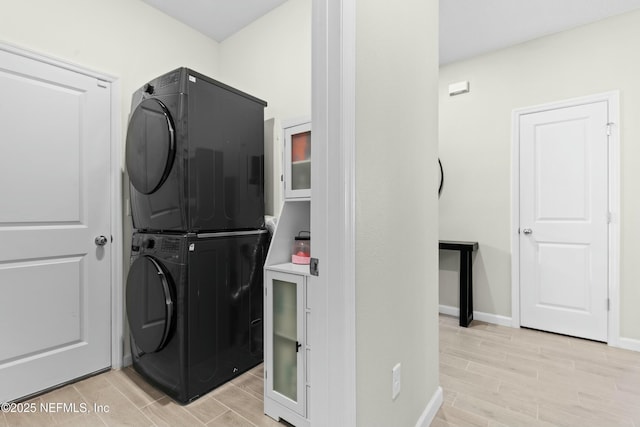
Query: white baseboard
122 353 132 367
415 386 443 427
438 305 461 318
617 337 640 353
440 305 640 352
439 304 512 327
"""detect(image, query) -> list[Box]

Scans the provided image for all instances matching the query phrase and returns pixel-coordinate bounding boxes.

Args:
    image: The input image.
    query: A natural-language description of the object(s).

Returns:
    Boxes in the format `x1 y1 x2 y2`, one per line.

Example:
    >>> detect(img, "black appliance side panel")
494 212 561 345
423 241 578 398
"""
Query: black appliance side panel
129 92 189 232
187 232 268 393
187 77 265 232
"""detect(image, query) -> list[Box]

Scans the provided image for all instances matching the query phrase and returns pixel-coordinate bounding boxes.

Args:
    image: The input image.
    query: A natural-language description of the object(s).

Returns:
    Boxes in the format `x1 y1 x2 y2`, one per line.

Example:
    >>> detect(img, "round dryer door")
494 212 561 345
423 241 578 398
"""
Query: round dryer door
126 98 176 195
126 255 174 353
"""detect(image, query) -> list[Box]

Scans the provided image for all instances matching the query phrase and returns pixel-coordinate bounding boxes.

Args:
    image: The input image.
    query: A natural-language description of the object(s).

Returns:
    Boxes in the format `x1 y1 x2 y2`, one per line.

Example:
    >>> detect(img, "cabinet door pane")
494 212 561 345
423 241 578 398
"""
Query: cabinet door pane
291 131 311 191
273 279 298 401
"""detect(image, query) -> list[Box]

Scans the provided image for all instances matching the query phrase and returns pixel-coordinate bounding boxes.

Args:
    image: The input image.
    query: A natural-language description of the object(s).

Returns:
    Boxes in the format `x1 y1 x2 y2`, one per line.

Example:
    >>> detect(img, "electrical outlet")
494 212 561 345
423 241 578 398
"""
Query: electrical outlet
392 363 401 400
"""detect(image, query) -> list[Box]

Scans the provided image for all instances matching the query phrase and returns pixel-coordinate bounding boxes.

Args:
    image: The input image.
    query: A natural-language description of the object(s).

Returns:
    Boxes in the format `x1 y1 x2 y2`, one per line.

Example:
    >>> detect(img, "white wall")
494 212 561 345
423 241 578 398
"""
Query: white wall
218 0 311 121
356 0 440 425
0 0 220 143
439 9 640 341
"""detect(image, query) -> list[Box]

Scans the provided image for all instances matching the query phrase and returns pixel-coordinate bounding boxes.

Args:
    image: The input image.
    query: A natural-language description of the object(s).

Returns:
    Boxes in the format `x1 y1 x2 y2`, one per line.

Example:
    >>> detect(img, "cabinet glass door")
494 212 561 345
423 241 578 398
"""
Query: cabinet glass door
273 278 298 401
266 270 305 416
284 122 311 199
291 130 311 191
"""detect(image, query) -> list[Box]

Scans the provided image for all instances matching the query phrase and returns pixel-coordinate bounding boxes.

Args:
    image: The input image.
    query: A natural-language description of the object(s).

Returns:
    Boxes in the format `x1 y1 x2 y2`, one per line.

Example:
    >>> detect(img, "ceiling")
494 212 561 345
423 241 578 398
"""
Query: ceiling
142 0 640 64
441 0 640 64
141 0 287 43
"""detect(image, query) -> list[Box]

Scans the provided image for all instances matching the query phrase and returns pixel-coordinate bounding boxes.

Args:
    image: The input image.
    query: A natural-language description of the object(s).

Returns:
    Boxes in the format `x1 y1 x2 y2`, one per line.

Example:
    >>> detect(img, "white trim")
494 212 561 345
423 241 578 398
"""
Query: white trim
0 41 115 82
438 305 460 318
0 42 124 370
511 91 621 345
511 106 522 329
617 337 640 353
310 0 329 423
122 354 132 368
606 96 621 348
415 386 443 427
340 1 357 425
439 305 513 327
110 79 124 369
310 0 357 425
282 115 311 130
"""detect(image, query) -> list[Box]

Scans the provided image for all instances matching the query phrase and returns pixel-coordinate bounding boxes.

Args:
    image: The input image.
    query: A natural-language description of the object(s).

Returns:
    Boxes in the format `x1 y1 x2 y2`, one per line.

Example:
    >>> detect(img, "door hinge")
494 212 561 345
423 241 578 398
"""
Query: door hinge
607 212 612 224
607 298 610 311
606 122 614 136
310 258 319 276
97 79 109 88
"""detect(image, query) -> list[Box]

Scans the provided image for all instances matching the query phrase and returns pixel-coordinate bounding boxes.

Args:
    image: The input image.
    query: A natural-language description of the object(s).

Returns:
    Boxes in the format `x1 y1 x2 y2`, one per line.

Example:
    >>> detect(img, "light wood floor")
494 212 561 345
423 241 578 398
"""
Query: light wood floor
3 315 640 426
435 314 640 427
1 364 283 427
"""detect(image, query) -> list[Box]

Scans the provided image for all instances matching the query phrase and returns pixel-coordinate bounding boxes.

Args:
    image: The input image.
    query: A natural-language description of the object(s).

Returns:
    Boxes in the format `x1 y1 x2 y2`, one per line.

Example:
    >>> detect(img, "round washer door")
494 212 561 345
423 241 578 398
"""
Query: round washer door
126 98 176 195
126 255 174 353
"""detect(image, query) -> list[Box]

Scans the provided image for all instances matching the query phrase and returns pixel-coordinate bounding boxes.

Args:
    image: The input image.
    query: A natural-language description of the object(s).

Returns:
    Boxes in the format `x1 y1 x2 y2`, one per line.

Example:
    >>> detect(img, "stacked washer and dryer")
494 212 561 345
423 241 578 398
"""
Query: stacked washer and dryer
124 68 269 404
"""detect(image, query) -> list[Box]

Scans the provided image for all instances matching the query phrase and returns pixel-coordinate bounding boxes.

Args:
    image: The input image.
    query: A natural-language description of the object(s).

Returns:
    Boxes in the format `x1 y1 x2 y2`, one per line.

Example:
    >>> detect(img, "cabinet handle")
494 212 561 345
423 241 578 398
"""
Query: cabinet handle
296 341 302 353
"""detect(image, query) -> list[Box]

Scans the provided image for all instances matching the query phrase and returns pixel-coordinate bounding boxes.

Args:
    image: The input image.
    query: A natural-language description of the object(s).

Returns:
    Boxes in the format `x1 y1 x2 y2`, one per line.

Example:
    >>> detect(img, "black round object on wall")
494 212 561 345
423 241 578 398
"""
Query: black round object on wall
126 255 174 354
126 98 176 195
438 158 444 196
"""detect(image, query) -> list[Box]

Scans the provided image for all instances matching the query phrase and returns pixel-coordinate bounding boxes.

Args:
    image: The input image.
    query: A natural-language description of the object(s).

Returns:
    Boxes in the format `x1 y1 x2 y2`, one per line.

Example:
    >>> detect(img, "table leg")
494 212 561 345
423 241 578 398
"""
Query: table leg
459 251 473 327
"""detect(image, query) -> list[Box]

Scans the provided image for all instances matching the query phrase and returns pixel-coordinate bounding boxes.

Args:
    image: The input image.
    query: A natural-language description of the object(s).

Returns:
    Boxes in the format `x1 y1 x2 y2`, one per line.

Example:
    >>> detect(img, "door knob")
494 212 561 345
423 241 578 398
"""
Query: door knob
522 228 533 235
95 235 108 246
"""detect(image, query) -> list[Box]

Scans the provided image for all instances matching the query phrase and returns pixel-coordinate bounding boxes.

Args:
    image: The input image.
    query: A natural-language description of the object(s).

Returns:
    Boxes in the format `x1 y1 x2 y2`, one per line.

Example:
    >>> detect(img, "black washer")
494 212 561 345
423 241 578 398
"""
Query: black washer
126 255 174 353
126 98 176 195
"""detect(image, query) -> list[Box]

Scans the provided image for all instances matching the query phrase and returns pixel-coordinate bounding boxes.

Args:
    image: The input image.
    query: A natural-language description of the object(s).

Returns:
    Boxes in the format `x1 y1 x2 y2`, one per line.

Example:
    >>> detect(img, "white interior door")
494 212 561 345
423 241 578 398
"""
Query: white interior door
0 49 111 402
519 100 609 342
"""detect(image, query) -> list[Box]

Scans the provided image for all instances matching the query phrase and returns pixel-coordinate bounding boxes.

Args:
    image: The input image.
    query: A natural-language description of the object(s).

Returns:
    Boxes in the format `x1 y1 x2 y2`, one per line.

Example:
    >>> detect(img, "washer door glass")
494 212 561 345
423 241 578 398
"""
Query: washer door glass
126 98 176 195
126 255 174 353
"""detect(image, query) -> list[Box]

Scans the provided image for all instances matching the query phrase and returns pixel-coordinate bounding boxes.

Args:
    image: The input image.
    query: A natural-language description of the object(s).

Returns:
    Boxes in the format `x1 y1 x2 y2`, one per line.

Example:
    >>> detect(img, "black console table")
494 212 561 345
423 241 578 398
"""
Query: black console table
439 240 478 327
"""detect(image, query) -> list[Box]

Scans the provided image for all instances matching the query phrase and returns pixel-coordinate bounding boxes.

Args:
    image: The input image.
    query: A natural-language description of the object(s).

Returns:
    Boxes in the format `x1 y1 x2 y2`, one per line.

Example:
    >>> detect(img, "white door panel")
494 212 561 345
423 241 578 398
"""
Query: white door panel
0 257 84 361
535 120 590 220
0 49 111 402
520 101 608 342
537 243 590 311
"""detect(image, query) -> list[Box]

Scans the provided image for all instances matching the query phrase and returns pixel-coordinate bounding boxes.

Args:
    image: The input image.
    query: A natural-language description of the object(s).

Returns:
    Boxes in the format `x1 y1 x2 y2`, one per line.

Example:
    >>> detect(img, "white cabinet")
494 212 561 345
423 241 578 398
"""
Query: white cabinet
264 268 310 423
264 118 312 426
283 121 311 200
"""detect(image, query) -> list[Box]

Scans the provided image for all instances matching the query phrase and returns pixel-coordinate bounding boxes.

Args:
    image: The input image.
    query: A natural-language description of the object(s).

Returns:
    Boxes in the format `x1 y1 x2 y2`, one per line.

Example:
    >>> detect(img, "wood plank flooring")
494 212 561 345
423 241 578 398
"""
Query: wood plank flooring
1 364 284 427
436 314 640 427
2 315 639 426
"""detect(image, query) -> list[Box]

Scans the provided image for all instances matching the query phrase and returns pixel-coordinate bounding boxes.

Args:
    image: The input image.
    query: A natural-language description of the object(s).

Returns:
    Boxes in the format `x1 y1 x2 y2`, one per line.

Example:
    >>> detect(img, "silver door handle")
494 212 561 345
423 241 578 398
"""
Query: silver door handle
95 235 108 246
522 228 533 235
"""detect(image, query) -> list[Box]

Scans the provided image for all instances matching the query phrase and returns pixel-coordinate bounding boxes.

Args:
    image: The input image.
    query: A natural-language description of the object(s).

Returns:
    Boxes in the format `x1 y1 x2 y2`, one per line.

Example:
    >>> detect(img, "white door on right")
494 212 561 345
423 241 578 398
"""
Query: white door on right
519 100 608 342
